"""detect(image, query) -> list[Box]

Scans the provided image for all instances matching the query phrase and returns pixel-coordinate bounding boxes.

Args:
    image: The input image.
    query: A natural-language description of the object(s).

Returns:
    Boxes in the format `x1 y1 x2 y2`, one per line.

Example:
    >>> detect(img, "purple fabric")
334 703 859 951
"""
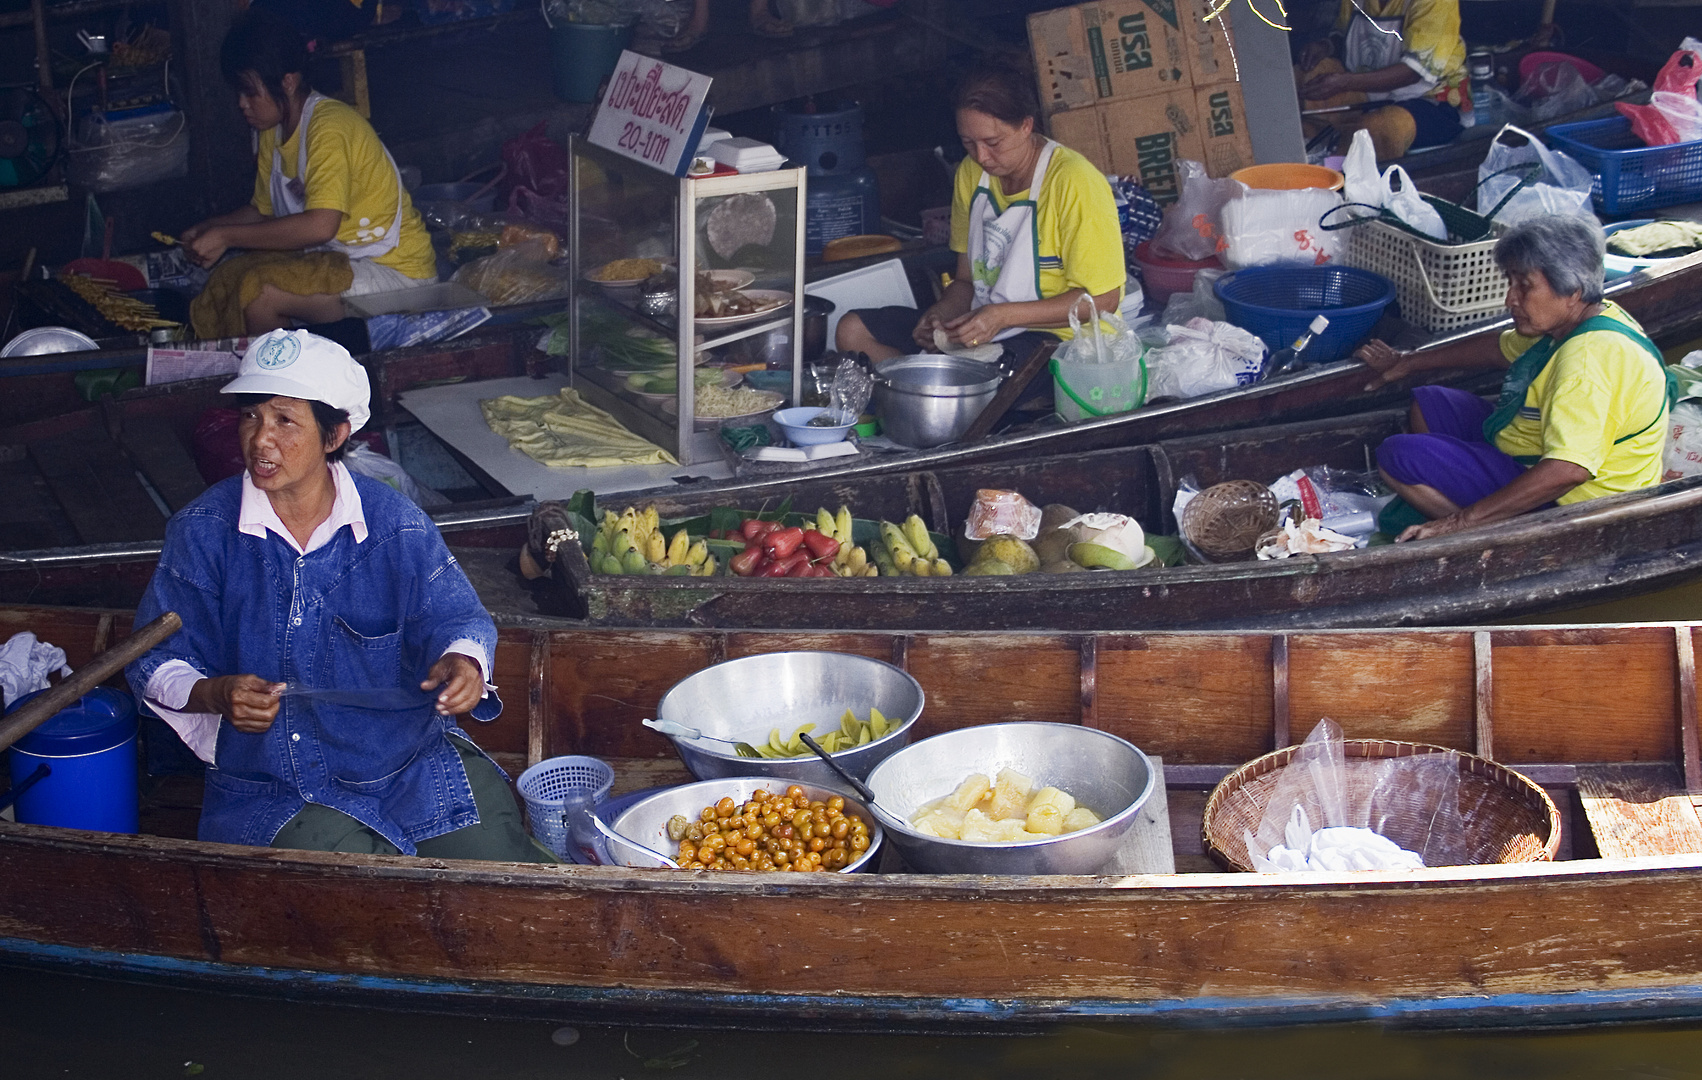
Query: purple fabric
1377 387 1527 509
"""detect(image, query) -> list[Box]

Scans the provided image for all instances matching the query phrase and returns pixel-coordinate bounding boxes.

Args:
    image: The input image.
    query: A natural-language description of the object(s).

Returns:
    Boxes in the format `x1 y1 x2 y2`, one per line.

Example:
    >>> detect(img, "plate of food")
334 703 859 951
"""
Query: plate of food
587 257 673 289
694 288 793 328
659 384 784 430
624 367 742 402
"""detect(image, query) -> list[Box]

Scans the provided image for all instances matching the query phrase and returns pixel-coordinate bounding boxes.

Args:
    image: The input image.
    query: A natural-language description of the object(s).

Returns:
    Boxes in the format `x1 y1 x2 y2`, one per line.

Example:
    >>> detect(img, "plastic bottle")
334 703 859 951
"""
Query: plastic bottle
1468 49 1497 131
1264 315 1331 377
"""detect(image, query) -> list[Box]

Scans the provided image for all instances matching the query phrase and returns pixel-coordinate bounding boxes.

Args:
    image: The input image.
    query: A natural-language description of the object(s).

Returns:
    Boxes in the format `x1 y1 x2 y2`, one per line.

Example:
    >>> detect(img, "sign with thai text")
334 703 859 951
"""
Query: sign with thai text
586 52 713 177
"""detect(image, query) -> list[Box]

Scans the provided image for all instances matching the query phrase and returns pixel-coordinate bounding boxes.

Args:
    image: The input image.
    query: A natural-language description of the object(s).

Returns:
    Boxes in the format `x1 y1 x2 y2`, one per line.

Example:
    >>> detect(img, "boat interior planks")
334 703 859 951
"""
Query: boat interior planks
9 606 1702 1024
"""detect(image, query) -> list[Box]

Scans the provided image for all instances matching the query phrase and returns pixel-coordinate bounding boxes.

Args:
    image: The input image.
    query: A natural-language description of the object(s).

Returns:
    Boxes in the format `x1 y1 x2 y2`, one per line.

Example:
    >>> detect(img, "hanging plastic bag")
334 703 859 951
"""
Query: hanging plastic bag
1150 160 1238 262
1053 296 1147 421
1477 125 1594 226
1220 185 1344 269
1616 37 1702 147
1160 265 1226 326
1144 317 1266 401
1341 128 1382 210
1382 165 1447 242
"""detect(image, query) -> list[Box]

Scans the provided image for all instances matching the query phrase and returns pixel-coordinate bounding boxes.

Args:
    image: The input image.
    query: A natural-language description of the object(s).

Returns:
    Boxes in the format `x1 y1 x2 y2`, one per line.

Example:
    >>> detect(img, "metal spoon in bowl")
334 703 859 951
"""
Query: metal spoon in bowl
797 732 879 804
588 813 680 869
642 717 761 758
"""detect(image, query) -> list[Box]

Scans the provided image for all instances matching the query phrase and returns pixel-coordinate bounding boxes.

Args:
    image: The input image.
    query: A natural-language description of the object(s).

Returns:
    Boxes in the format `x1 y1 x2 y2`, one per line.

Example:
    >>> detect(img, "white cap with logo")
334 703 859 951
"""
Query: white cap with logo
221 329 371 434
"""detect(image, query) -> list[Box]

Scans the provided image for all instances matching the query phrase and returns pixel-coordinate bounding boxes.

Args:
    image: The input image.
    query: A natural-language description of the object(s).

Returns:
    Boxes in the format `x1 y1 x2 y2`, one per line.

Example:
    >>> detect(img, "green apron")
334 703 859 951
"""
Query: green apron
1379 312 1675 535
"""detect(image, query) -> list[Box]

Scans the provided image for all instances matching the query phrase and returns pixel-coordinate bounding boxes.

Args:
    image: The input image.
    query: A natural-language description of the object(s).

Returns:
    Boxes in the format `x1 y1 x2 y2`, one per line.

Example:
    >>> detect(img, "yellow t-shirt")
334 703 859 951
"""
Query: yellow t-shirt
949 144 1124 341
1493 300 1667 504
253 97 435 281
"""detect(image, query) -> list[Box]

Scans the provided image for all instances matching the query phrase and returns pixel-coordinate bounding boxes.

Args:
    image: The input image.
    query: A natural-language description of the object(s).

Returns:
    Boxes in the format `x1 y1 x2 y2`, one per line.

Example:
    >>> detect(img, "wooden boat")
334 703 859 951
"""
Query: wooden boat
550 407 1702 630
7 602 1702 1029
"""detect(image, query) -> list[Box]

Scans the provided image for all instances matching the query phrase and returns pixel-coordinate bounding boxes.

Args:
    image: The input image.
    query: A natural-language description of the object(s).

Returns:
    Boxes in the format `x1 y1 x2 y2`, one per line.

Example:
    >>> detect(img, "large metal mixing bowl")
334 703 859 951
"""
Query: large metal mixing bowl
655 651 924 786
610 776 883 872
863 722 1155 875
872 354 1003 448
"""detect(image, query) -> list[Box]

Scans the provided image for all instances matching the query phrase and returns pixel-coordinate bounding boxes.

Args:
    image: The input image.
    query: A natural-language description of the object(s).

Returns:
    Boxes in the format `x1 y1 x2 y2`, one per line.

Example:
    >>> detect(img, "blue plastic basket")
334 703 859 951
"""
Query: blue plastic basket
1212 266 1396 365
1546 116 1702 215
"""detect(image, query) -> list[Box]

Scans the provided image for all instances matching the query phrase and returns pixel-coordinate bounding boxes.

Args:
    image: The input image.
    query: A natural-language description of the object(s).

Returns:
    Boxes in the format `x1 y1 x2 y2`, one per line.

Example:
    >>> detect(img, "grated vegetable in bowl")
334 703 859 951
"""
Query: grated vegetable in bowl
692 384 782 418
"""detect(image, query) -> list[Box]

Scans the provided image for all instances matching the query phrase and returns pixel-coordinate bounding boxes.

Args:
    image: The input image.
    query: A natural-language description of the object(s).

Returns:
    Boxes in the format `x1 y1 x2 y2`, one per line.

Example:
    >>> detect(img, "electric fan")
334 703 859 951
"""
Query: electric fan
0 86 64 189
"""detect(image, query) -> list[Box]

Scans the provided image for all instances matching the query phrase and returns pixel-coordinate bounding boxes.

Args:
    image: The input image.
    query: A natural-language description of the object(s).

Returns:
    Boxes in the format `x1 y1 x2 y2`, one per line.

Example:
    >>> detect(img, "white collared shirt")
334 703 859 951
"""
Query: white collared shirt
144 462 491 763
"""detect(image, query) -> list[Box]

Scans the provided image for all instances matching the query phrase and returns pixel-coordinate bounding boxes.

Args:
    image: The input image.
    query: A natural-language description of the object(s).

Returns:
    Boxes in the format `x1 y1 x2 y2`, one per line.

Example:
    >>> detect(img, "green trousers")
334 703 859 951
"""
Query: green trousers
270 735 558 862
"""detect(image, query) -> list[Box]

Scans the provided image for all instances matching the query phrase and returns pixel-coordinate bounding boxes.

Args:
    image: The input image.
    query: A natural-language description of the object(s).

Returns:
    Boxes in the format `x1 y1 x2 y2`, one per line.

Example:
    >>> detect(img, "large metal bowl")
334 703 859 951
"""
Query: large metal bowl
872 354 1004 448
655 651 924 785
609 776 883 872
863 722 1155 875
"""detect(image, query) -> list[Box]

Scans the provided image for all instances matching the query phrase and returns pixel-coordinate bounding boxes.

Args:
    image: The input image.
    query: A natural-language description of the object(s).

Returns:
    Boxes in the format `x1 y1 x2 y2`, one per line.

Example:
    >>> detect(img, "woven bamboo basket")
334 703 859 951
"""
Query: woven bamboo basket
1180 480 1279 562
1201 739 1561 872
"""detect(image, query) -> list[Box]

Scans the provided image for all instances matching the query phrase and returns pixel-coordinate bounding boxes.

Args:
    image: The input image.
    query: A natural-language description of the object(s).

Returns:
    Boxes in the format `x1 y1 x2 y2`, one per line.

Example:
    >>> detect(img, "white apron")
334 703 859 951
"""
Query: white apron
1343 9 1429 102
270 92 404 261
966 138 1057 343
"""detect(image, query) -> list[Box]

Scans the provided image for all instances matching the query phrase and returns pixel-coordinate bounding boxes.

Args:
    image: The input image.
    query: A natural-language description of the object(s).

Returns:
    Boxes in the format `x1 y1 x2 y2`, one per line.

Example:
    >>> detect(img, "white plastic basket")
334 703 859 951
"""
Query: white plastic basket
1343 219 1509 334
516 755 614 859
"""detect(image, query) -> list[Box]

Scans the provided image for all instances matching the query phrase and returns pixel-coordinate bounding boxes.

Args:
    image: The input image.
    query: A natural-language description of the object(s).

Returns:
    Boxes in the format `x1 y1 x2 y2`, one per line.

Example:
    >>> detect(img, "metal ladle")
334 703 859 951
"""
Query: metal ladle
798 732 879 805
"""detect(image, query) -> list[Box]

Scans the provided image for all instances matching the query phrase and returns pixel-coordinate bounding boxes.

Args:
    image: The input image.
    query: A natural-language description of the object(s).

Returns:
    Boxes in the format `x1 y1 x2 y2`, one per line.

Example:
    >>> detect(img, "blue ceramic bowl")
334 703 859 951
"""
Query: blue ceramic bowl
774 406 853 446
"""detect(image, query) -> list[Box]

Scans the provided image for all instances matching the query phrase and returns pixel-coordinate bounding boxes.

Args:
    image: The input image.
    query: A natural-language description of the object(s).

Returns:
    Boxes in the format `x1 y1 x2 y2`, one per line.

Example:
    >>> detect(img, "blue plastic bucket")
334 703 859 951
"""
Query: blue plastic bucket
6 687 139 833
549 21 633 104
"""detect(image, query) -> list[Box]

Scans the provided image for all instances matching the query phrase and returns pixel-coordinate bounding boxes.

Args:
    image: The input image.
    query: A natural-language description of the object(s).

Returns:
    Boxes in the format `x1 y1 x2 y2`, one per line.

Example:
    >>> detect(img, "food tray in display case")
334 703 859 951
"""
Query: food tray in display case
567 137 808 465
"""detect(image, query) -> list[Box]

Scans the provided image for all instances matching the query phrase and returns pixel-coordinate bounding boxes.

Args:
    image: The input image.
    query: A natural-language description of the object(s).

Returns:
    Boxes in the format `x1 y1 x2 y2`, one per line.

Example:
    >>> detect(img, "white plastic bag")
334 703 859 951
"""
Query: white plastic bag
1144 317 1267 401
1150 160 1238 262
1054 296 1147 420
1058 295 1143 367
1221 185 1345 269
345 444 450 508
1382 165 1447 242
1341 129 1382 209
1477 124 1595 226
1160 265 1226 326
1663 400 1702 482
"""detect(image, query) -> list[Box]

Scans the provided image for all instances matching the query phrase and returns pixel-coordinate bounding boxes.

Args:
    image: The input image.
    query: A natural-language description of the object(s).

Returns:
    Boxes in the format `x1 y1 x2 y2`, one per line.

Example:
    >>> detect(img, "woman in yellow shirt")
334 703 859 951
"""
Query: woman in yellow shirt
183 10 434 336
1359 217 1673 542
834 64 1124 364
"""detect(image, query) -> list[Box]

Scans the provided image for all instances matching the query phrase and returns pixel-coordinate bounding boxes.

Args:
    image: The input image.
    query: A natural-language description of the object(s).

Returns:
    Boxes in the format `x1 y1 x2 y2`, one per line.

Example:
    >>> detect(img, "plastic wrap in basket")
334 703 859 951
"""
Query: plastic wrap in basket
1180 480 1279 562
1211 266 1395 363
1548 116 1702 216
1201 740 1561 872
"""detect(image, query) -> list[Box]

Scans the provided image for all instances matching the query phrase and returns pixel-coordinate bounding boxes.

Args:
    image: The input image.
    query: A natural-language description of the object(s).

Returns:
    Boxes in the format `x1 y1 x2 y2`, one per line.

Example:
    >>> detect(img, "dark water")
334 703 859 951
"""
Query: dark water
5 964 1702 1080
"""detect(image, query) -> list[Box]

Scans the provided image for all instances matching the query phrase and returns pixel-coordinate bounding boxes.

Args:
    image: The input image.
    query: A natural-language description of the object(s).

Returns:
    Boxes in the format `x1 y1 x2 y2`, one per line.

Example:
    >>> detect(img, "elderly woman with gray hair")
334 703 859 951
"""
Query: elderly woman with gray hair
1357 216 1675 542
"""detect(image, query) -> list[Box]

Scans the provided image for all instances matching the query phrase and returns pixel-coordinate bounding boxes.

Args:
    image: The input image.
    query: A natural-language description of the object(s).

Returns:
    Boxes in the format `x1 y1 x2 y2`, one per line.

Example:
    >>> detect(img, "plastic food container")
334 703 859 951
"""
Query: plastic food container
6 687 139 833
1133 240 1222 306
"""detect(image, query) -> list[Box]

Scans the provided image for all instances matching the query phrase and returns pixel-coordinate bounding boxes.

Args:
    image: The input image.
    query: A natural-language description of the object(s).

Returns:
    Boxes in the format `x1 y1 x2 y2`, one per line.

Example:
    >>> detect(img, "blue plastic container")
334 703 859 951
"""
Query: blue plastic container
1546 116 1702 216
772 100 882 254
549 21 634 104
6 687 139 833
1213 266 1396 365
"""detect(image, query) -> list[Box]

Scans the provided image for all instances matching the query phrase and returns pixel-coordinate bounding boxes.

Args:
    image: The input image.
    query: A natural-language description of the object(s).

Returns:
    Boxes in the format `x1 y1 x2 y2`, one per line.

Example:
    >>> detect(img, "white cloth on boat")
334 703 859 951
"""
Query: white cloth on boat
1249 805 1425 872
0 632 72 709
143 463 487 763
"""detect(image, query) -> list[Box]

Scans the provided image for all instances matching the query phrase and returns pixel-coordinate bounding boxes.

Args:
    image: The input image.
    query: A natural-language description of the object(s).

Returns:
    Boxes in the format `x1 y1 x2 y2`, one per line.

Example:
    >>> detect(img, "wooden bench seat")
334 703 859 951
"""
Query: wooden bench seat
1577 764 1702 858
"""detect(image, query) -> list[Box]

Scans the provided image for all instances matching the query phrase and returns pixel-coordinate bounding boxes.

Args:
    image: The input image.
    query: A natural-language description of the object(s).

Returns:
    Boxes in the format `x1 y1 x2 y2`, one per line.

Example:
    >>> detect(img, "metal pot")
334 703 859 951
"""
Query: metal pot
871 354 1004 448
726 294 835 367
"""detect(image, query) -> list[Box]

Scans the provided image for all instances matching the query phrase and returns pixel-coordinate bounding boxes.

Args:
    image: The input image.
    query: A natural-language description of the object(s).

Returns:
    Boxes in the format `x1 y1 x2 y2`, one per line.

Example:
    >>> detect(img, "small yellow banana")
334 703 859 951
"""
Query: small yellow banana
666 528 690 566
846 546 867 574
836 506 853 544
685 539 708 566
903 515 937 561
645 530 666 564
816 507 836 537
932 558 953 577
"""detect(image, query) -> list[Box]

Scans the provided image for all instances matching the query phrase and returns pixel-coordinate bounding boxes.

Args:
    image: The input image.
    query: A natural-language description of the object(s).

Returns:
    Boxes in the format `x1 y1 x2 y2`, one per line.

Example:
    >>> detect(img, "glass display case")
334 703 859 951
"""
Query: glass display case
567 137 808 465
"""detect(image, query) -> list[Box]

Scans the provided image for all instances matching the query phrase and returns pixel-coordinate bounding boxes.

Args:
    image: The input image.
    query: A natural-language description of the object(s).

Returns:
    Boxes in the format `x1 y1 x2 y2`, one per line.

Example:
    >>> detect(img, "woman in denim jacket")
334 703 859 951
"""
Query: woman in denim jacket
127 329 551 860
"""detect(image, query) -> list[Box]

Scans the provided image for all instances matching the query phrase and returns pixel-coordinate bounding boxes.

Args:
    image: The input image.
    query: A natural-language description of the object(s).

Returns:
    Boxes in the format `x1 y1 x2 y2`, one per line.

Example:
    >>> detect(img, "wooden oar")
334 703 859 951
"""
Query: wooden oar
0 611 181 755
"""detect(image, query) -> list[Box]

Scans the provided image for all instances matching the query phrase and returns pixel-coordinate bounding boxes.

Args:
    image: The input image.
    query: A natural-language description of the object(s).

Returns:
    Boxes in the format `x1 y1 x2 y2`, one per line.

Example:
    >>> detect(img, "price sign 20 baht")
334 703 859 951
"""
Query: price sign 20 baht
586 51 714 177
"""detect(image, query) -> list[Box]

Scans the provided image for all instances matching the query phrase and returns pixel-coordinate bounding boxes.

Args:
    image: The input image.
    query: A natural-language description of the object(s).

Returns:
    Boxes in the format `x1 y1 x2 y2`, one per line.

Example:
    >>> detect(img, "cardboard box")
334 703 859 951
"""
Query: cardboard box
1180 0 1239 89
1195 83 1254 178
1047 90 1204 206
1029 1 1193 115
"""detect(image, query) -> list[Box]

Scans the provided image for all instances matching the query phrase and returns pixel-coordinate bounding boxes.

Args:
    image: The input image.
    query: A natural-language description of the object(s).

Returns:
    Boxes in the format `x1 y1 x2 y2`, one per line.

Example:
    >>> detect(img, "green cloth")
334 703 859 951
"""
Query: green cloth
270 735 558 862
1482 314 1676 465
1377 496 1429 536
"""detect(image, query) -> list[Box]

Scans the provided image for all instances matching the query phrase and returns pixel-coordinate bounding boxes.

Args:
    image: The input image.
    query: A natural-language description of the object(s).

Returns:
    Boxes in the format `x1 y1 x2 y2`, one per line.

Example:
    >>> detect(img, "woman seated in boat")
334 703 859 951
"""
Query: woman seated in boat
834 64 1124 372
125 330 550 861
181 10 436 339
1295 0 1469 161
1360 216 1673 543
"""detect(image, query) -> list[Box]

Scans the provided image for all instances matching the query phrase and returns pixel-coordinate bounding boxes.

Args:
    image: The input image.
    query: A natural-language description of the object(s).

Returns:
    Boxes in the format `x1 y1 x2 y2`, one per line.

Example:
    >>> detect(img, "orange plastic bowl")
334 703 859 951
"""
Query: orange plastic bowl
1231 164 1345 192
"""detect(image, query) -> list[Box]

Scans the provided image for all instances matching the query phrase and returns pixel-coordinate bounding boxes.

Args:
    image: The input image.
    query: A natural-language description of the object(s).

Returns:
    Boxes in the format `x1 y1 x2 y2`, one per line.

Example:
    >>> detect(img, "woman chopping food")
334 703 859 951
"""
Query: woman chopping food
835 64 1124 372
182 10 435 338
125 330 550 861
1360 217 1675 542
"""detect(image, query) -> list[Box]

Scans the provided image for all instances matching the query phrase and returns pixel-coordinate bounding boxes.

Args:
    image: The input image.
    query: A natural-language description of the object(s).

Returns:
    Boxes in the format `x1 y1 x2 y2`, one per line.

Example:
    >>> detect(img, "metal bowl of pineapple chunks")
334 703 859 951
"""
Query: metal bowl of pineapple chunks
864 722 1155 875
655 651 925 786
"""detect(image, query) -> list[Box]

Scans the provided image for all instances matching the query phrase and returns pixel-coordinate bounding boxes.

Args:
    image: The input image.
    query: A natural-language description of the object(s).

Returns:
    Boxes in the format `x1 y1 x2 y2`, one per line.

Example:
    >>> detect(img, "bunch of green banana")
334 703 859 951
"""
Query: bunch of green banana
588 504 716 576
812 505 879 577
751 708 894 758
875 514 952 577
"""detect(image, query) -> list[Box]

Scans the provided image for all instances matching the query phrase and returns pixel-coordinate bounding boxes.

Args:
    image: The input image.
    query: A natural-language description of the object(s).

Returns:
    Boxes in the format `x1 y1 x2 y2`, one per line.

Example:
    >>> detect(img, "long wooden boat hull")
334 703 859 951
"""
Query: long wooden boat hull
557 409 1702 630
7 606 1702 1028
